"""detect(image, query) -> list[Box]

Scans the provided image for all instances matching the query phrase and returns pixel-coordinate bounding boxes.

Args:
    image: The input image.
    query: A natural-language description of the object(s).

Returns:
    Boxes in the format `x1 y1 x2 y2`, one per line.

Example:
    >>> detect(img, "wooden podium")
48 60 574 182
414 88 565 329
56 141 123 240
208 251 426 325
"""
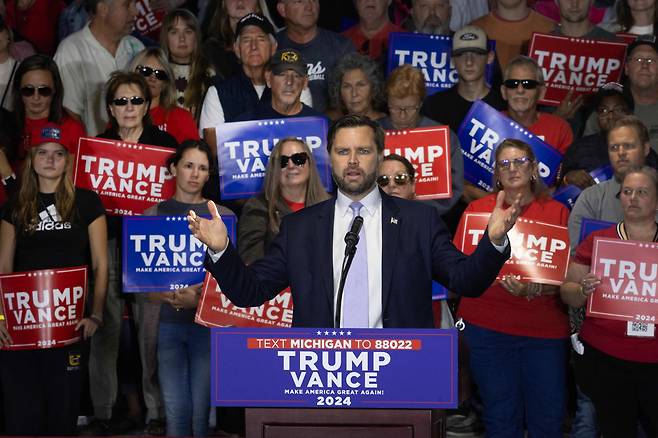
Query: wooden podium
245 408 445 438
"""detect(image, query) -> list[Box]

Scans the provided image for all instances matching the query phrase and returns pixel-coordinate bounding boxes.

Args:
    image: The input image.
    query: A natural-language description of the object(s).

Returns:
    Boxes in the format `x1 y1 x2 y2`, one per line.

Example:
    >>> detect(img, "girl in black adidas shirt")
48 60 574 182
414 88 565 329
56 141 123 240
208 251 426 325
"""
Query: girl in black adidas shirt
0 132 108 435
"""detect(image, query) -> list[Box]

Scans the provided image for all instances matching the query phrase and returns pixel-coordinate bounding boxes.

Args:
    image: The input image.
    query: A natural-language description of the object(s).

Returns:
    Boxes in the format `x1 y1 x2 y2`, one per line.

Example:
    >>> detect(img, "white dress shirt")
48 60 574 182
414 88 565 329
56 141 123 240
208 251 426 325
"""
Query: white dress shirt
332 187 383 328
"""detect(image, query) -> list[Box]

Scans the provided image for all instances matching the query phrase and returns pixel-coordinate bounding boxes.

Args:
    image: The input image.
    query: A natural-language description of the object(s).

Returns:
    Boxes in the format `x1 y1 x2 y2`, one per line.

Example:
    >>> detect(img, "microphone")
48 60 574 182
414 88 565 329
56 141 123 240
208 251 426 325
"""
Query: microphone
344 216 363 255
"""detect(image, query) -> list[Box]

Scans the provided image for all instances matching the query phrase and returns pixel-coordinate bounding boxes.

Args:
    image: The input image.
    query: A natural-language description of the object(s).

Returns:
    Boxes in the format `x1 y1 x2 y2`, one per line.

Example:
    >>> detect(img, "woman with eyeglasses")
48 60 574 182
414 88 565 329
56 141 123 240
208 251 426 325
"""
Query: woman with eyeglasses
327 52 386 121
560 166 658 437
0 127 107 435
10 54 85 169
377 64 464 216
377 154 416 200
238 137 330 264
129 47 200 145
455 139 570 437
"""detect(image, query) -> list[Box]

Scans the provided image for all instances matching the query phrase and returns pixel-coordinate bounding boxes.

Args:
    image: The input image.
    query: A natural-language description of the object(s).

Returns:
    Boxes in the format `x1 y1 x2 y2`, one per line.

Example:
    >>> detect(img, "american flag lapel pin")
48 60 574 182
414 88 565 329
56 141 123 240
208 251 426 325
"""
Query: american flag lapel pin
390 217 398 225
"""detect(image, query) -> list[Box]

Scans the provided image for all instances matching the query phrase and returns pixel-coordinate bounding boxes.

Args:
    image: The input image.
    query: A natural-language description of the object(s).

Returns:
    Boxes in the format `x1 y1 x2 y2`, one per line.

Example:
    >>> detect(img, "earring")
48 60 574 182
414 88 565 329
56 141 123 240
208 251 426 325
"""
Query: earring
496 180 503 190
531 175 537 182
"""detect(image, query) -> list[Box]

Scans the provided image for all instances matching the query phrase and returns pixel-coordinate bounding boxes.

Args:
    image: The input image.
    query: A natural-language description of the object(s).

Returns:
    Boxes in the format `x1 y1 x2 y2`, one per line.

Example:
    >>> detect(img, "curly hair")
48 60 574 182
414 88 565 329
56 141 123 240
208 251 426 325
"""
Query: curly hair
328 52 385 113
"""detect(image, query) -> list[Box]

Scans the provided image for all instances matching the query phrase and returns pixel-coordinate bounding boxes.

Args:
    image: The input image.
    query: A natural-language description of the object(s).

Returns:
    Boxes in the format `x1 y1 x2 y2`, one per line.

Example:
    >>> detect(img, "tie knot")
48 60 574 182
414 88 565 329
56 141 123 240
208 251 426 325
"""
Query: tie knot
349 201 363 217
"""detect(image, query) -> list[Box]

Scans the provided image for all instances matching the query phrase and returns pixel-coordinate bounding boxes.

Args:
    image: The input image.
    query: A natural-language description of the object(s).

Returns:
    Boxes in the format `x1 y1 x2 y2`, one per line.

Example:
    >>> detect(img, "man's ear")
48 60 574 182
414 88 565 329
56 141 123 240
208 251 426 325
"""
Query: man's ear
277 1 287 20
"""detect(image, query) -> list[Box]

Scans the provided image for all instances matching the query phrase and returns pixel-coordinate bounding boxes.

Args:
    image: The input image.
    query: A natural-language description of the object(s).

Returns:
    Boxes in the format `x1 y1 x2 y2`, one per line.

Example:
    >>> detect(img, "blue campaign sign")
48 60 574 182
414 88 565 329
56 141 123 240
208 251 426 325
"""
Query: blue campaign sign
387 32 495 95
579 218 614 244
553 165 614 210
122 214 237 292
216 117 332 200
457 100 563 191
432 281 448 300
211 327 458 408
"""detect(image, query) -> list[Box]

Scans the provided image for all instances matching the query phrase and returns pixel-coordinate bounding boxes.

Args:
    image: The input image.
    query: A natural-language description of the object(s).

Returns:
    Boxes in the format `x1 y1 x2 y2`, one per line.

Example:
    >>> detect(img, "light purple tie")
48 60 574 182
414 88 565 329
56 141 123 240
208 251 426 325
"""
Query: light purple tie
342 201 369 328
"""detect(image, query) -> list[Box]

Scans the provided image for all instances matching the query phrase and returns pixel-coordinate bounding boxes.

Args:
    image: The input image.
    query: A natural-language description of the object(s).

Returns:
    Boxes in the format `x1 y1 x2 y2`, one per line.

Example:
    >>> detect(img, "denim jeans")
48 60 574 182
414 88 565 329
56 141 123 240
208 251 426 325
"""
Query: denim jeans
158 322 210 436
463 322 568 438
570 385 599 438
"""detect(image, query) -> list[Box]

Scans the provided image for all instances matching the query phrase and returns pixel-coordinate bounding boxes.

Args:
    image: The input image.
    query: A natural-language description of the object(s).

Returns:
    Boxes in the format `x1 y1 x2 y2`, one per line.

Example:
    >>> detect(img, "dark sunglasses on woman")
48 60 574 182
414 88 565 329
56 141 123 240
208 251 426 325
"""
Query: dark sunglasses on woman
377 173 411 187
20 85 53 97
112 96 146 106
136 65 169 81
280 152 309 168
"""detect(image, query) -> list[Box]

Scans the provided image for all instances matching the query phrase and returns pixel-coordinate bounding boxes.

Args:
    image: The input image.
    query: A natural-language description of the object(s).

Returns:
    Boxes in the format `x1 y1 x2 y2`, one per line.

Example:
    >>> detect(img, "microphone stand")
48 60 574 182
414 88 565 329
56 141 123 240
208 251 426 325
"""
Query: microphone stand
334 226 361 328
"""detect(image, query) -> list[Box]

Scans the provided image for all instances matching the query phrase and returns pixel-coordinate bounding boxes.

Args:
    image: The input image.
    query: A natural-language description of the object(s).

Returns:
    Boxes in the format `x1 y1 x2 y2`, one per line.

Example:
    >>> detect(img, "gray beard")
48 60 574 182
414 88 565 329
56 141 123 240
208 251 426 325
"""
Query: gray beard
418 15 450 35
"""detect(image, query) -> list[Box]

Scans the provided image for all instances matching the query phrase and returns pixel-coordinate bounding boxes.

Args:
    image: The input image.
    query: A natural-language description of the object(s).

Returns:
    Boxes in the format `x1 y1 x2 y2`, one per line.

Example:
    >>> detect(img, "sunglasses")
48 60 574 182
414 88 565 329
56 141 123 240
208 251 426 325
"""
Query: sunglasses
503 79 540 90
280 152 308 168
496 156 533 170
136 65 169 81
111 96 146 106
20 85 53 97
377 173 411 187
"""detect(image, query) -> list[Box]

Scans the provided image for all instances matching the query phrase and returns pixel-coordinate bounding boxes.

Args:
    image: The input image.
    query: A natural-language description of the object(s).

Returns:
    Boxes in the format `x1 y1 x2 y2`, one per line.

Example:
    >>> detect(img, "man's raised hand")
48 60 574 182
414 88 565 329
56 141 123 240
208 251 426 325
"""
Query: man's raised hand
187 200 228 252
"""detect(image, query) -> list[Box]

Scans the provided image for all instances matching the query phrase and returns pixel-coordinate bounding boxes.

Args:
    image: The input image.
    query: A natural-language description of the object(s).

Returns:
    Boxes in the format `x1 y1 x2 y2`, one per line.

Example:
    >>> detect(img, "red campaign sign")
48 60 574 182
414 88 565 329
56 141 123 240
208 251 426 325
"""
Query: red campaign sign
195 272 293 328
588 237 658 323
456 213 570 285
616 33 638 46
73 137 176 216
528 33 628 106
384 126 452 200
0 267 87 350
135 0 166 40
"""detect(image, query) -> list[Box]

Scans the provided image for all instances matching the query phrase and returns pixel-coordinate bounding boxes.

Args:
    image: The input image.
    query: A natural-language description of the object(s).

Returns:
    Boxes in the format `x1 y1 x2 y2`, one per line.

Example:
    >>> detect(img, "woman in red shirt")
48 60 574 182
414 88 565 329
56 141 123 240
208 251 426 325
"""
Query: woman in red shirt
11 54 85 165
129 47 200 145
561 166 658 437
455 138 570 437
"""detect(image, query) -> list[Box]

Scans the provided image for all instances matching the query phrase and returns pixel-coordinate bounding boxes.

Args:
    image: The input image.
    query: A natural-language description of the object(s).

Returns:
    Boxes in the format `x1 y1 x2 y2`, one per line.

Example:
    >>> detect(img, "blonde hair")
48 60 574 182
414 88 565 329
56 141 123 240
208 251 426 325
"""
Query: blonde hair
263 138 330 234
386 64 426 101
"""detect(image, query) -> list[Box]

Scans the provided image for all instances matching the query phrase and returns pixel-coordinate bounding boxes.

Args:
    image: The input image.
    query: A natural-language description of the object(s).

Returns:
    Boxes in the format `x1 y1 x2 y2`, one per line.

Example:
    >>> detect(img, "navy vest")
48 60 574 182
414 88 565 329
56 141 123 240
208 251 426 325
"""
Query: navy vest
214 71 272 123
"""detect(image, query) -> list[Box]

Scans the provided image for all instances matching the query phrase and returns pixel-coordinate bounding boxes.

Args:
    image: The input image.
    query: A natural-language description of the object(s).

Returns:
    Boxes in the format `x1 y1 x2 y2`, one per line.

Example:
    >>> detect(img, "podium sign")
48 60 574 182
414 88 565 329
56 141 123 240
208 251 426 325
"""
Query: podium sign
211 327 458 408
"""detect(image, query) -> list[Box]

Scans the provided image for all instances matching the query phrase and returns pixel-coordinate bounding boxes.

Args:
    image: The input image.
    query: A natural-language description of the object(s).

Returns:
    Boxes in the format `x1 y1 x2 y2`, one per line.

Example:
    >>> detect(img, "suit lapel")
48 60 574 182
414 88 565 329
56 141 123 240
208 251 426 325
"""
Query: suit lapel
315 199 336 312
380 191 400 314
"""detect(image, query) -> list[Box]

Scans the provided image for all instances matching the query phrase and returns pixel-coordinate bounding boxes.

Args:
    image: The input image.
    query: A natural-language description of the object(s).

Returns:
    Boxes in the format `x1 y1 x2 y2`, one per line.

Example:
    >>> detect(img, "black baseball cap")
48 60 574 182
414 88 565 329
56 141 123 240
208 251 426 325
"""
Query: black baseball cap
235 13 275 37
268 49 307 76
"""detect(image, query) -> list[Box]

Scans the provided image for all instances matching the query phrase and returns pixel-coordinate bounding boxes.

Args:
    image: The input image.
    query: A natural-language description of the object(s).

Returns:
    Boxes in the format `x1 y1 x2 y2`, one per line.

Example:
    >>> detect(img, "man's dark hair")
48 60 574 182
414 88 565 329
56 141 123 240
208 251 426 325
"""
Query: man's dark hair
327 114 385 153
86 0 110 15
383 153 415 181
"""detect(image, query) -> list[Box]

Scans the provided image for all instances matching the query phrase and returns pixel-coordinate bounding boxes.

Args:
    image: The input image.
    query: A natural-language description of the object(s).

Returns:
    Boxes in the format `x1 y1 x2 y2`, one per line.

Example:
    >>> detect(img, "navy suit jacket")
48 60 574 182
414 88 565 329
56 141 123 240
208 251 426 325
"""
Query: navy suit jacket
206 190 510 328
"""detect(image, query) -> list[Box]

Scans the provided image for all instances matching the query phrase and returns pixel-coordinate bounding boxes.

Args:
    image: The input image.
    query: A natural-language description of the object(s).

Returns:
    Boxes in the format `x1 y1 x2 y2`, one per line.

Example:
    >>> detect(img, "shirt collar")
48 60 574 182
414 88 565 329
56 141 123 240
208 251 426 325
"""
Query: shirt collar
336 185 381 218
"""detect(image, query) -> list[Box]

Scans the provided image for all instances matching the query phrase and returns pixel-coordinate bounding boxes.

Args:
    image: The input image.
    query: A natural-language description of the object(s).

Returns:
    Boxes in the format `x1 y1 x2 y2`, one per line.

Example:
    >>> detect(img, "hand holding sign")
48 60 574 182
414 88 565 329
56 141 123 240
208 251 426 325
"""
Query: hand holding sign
188 201 228 253
563 169 596 189
487 191 522 245
170 284 203 310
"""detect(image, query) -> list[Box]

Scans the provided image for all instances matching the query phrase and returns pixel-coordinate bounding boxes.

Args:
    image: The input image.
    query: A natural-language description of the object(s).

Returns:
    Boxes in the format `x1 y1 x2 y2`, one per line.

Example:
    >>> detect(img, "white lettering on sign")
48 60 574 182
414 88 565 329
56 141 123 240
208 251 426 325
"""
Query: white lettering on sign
130 234 206 267
4 287 84 324
81 155 171 197
384 145 444 178
600 258 658 297
393 50 459 84
533 50 620 88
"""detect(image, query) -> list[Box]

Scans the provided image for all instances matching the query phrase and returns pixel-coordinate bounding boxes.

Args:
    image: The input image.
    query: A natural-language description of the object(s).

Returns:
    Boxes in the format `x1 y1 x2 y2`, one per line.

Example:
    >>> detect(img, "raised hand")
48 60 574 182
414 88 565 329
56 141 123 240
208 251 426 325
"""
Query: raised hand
187 200 228 253
487 191 522 245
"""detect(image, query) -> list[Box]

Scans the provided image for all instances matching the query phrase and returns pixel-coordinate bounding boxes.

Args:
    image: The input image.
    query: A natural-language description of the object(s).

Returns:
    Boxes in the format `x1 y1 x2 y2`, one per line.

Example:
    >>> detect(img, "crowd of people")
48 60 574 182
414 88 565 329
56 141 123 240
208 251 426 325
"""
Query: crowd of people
0 0 657 437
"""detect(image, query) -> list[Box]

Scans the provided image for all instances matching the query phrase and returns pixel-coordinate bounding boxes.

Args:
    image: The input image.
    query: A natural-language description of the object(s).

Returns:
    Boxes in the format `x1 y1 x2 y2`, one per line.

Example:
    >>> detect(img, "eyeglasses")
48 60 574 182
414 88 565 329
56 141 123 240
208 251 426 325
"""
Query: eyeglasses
280 152 308 168
503 79 540 90
496 156 533 170
608 143 639 152
20 85 53 97
597 105 628 116
111 96 146 106
628 57 657 65
136 65 169 81
388 105 420 115
620 187 652 198
376 173 412 187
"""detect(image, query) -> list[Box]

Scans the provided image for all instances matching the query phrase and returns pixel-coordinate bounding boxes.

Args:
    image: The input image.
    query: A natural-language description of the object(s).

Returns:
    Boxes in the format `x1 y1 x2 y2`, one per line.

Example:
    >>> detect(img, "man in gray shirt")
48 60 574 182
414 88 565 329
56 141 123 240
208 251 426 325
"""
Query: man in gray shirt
569 115 656 249
275 0 354 112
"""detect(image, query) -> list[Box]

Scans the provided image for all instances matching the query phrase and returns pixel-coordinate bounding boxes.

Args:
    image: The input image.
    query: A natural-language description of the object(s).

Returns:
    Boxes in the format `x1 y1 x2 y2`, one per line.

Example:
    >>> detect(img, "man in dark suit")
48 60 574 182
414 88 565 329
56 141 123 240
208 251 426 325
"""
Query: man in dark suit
188 115 521 328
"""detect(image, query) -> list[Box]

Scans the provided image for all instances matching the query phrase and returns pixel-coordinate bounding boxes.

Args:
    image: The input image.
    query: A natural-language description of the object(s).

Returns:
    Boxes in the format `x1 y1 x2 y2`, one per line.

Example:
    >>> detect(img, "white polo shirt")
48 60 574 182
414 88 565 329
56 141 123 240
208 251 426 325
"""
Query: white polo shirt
54 25 144 136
